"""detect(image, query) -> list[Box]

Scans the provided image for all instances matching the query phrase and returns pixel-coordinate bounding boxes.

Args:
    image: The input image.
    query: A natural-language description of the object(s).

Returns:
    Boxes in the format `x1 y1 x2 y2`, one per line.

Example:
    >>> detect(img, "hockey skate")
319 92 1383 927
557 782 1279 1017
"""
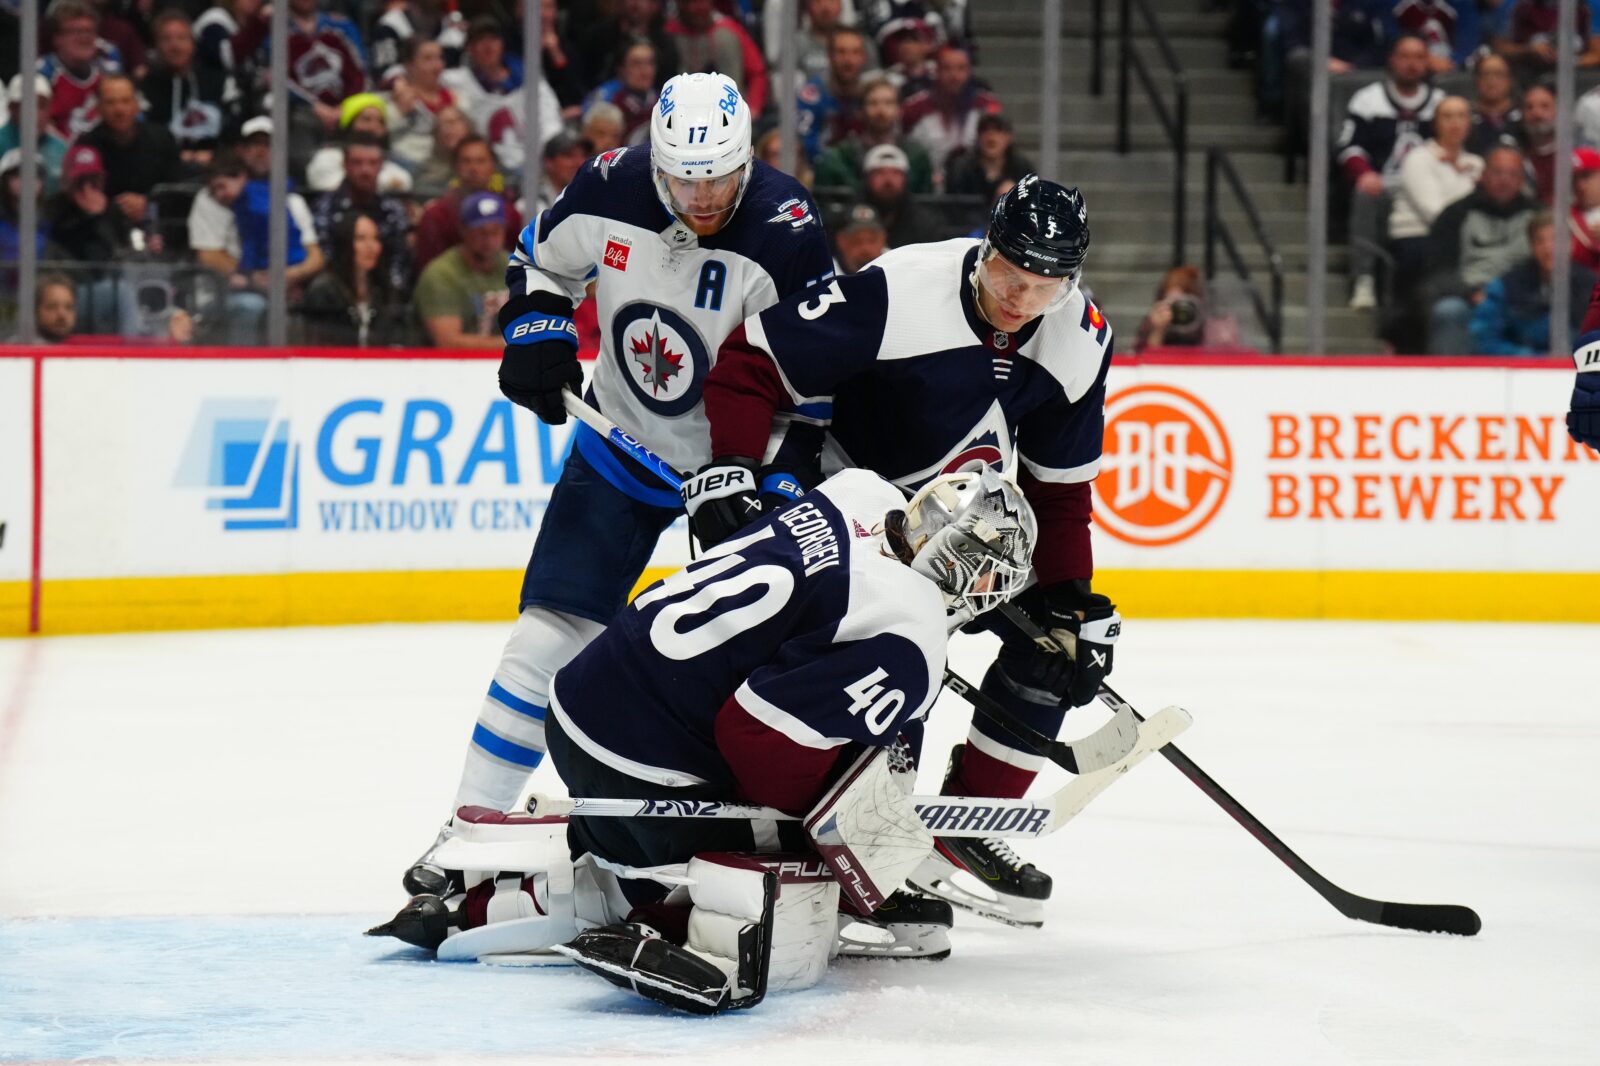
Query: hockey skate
835 890 954 960
907 745 1052 928
401 821 462 897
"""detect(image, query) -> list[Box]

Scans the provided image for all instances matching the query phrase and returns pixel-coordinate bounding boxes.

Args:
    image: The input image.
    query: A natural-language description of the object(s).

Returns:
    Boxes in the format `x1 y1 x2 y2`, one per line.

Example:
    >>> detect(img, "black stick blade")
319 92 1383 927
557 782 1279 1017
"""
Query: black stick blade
1376 902 1482 936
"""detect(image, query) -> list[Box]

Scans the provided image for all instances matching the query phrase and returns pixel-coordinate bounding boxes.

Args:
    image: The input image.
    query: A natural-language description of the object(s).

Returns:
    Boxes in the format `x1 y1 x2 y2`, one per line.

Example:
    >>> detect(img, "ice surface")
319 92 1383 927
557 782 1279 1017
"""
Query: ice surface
1 619 1595 1064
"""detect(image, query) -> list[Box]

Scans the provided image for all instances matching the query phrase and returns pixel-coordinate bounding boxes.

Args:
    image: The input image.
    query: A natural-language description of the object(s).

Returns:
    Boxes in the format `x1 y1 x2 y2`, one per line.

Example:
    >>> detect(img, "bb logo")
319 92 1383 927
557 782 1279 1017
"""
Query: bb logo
603 238 630 271
1093 384 1230 546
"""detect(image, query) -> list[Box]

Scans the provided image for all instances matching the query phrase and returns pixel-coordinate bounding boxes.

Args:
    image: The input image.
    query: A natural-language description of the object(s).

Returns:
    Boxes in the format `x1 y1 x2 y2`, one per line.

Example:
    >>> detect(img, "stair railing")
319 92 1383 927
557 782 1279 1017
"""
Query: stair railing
1203 147 1284 352
1116 0 1190 265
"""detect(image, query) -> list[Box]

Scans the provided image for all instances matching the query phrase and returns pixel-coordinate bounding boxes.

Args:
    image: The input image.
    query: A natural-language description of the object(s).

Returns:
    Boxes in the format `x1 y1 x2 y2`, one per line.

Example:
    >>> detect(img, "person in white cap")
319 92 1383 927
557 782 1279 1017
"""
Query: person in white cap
861 141 937 246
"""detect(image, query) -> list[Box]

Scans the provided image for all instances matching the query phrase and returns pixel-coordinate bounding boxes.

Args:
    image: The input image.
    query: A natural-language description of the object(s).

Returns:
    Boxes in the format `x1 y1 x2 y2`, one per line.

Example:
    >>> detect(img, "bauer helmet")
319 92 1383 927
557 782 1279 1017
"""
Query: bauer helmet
973 174 1090 319
650 72 754 233
886 465 1038 623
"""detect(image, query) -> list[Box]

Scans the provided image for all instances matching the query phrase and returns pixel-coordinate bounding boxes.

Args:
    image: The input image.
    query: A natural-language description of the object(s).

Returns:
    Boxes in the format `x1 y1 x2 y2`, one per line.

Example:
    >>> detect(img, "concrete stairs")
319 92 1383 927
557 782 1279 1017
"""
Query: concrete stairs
972 1 1379 352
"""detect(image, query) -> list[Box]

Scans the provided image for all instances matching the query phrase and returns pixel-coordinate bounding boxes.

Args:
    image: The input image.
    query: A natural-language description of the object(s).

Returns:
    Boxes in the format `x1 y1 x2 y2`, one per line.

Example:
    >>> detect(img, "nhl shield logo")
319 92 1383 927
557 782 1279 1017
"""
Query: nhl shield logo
610 302 711 416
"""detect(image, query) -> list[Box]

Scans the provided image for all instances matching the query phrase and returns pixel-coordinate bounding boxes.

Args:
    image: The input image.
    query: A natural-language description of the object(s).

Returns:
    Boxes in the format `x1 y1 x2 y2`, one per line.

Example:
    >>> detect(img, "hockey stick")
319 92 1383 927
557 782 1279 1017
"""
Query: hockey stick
997 602 1482 937
525 704 1191 839
558 389 1138 776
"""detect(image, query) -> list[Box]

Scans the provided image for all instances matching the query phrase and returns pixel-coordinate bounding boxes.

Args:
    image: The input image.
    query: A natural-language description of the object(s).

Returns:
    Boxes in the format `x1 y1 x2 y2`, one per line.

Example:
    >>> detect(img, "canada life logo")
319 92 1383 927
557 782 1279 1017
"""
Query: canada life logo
1093 384 1231 547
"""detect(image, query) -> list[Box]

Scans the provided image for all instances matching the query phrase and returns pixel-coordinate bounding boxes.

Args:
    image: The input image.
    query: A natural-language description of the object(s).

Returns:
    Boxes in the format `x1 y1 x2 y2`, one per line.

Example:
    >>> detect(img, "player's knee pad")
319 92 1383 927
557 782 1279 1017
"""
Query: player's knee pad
805 747 934 916
497 607 607 694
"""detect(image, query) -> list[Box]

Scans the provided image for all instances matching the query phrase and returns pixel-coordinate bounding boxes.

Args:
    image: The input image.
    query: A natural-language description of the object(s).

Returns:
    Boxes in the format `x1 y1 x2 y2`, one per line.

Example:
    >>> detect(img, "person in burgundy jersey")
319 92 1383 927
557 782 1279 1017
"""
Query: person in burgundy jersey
688 175 1121 928
37 0 124 141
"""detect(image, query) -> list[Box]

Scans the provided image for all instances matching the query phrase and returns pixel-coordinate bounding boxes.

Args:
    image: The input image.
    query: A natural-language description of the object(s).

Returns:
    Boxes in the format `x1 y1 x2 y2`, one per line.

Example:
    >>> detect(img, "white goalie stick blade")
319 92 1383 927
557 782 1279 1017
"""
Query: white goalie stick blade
525 708 1190 839
1036 705 1191 834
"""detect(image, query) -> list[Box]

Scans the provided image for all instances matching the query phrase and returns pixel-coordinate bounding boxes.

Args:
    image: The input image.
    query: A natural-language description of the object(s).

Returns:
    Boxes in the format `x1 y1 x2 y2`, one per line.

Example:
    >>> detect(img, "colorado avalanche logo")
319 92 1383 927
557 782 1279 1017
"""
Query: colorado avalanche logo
941 430 1006 475
610 302 711 416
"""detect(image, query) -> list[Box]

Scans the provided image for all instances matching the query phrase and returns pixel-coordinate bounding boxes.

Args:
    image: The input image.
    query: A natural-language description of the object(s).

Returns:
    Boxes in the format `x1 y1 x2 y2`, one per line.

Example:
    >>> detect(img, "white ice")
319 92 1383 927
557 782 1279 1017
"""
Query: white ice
0 619 1595 1065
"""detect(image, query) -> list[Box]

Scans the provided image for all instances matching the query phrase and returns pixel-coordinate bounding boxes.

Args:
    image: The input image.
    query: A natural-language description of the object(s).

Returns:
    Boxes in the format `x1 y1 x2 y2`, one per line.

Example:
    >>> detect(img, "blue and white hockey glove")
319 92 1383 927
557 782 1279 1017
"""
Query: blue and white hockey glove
1004 580 1121 709
1570 331 1600 450
498 293 582 425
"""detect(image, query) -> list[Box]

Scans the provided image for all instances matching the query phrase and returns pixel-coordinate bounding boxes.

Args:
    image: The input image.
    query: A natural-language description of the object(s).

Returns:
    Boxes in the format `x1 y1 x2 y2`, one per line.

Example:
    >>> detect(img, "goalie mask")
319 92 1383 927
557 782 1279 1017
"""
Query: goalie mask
885 466 1037 623
650 72 754 235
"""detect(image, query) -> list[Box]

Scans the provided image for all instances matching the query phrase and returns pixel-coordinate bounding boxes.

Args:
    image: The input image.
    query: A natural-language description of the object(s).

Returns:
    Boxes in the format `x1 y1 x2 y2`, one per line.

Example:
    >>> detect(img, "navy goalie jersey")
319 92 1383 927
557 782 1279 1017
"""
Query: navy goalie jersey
506 145 834 475
548 469 946 792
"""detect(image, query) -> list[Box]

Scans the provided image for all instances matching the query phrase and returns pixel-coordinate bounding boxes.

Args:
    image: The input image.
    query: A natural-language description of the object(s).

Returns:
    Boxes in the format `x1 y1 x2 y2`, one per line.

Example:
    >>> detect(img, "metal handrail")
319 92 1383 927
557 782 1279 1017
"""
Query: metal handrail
1203 148 1284 352
1116 0 1190 265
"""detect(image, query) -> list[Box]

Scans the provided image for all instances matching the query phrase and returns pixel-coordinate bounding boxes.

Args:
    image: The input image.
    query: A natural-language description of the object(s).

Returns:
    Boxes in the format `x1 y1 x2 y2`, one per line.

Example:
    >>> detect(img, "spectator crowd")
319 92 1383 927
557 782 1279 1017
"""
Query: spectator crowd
1252 0 1600 354
0 0 1014 347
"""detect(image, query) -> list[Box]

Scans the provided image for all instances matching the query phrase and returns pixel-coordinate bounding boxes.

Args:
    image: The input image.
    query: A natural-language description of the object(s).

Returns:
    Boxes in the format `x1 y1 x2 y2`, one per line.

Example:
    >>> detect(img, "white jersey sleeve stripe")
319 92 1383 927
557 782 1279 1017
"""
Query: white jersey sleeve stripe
1021 454 1101 484
734 680 854 751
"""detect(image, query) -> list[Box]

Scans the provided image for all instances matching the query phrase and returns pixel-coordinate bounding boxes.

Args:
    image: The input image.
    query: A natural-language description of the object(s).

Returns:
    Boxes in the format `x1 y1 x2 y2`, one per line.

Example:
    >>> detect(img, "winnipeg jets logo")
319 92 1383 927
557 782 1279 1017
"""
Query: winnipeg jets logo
628 317 686 395
610 302 711 416
768 198 815 229
594 146 629 180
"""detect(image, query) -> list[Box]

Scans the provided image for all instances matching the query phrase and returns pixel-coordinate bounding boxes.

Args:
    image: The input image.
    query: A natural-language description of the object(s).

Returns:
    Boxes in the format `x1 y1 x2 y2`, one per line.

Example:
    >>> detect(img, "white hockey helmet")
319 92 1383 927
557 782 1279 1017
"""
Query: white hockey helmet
886 465 1038 625
649 72 754 231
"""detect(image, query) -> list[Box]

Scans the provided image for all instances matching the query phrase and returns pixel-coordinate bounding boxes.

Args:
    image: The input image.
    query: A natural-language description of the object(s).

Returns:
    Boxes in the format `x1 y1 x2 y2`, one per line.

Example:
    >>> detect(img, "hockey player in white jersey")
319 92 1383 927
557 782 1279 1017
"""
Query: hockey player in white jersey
402 72 835 896
692 175 1121 928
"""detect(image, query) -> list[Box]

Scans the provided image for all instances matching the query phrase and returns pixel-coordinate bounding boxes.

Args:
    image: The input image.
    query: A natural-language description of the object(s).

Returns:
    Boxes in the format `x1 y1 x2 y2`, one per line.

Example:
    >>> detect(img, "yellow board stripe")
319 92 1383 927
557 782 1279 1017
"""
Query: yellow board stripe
2 567 1597 637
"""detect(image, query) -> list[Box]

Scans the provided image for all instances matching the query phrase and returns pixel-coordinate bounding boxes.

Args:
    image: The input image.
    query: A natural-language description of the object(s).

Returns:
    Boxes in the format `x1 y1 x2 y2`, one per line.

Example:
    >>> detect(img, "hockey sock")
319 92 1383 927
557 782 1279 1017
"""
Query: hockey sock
454 672 549 811
451 609 604 812
948 658 1069 799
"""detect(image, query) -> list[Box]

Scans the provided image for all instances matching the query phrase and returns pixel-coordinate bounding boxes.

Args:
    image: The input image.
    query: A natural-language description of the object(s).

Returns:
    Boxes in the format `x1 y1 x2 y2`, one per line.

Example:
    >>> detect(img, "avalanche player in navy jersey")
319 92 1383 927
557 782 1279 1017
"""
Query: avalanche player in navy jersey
371 467 1039 1013
401 72 834 897
686 175 1120 928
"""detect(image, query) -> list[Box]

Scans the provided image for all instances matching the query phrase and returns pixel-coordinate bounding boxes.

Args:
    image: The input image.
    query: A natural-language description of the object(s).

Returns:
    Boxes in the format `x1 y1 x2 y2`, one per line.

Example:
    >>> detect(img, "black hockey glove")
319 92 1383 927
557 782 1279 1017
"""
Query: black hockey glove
497 292 583 425
1569 331 1600 449
681 458 764 547
1006 580 1121 709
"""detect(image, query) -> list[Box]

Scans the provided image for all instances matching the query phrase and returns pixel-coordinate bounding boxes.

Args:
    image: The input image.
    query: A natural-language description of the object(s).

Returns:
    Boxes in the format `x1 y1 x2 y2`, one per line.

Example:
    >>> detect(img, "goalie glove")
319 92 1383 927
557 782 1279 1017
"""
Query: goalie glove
1570 330 1600 449
1006 580 1121 709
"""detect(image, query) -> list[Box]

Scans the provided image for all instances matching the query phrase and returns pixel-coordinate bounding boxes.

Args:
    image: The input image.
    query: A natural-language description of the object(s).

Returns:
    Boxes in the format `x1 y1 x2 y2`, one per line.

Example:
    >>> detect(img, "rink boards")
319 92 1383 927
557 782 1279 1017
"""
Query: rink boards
0 346 1594 635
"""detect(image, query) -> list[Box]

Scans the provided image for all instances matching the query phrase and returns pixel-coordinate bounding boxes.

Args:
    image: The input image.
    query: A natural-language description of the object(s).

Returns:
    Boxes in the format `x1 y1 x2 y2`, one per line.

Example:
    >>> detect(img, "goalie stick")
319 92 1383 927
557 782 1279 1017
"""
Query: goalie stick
525 704 1191 839
997 602 1482 937
559 389 1140 776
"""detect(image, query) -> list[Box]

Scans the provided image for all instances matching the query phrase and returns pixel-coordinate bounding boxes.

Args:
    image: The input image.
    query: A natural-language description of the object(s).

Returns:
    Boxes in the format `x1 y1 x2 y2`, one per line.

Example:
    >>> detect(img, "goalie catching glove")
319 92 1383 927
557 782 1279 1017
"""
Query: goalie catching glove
497 292 583 425
1006 580 1121 708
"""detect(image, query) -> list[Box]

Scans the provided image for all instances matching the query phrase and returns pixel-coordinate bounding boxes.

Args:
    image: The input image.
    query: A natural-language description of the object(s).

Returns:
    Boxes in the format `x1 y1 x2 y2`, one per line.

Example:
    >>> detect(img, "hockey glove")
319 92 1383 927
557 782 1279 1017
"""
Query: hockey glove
498 293 582 425
681 458 763 547
1569 331 1600 449
1007 580 1121 708
755 468 806 516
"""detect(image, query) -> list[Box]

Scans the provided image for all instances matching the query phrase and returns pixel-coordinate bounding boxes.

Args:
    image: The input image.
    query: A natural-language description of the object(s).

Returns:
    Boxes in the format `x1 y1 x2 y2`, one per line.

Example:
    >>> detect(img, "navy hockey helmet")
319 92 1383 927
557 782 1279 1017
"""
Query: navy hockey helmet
984 174 1090 281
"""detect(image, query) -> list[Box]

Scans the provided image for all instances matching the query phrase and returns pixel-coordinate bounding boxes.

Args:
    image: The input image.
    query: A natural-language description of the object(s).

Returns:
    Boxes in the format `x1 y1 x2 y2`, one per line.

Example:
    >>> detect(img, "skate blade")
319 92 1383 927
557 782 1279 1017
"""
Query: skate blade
835 918 952 960
907 868 1046 929
478 951 576 967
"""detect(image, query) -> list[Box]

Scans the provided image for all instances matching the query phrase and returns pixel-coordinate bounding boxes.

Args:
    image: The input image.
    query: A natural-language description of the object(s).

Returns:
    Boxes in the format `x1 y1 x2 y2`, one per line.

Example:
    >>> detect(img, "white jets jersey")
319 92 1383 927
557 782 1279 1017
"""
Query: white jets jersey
506 145 834 476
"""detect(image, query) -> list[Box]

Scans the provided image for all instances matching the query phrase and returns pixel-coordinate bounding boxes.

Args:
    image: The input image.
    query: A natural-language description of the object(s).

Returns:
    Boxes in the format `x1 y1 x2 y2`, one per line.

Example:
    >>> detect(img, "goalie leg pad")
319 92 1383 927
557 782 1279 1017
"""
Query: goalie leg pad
805 747 935 915
557 852 838 1013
